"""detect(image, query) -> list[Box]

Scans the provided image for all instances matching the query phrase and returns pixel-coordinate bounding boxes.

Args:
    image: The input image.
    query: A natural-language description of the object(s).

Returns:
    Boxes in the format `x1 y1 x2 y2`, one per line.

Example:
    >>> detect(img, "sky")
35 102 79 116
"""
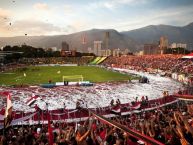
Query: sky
0 0 193 37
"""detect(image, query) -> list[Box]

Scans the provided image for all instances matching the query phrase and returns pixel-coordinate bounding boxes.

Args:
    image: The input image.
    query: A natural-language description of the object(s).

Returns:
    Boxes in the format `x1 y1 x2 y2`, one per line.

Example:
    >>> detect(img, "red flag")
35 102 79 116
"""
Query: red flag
26 94 39 106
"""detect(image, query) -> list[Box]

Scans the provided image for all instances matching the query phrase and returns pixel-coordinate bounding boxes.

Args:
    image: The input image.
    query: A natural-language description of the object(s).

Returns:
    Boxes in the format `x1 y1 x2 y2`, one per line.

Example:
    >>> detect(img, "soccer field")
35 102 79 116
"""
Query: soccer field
0 66 133 85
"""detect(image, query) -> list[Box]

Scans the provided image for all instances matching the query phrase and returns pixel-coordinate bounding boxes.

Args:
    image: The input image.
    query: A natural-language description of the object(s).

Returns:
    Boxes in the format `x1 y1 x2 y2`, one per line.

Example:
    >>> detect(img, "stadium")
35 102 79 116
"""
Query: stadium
0 53 193 145
0 1 193 145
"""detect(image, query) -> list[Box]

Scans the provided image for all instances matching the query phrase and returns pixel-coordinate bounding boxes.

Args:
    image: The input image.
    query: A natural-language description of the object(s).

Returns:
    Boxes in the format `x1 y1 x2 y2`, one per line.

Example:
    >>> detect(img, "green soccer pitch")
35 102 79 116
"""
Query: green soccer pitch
0 66 134 85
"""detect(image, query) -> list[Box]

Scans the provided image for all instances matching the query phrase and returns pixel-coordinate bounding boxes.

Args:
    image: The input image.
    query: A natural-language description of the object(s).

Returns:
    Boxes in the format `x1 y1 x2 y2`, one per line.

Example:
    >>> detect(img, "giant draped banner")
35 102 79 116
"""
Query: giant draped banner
175 94 193 101
0 96 179 127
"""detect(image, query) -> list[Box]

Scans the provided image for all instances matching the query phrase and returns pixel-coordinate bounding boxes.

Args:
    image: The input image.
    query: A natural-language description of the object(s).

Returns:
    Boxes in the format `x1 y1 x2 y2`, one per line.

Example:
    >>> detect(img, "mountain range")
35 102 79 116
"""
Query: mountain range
0 22 193 52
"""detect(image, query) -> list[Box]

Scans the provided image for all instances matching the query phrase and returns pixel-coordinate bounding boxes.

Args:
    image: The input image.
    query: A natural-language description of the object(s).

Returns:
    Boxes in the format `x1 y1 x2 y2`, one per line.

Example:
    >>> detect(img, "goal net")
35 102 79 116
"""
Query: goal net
62 75 83 82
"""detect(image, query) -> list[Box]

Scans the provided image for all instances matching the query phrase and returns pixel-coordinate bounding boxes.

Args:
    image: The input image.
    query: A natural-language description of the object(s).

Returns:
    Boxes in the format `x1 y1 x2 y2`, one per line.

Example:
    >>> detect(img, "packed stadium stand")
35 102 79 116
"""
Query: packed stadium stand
0 54 193 145
102 55 193 75
19 56 94 65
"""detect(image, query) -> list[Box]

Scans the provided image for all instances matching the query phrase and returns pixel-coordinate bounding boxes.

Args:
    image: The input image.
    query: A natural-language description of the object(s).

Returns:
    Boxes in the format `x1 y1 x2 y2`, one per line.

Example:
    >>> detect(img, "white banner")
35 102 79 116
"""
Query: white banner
11 113 36 125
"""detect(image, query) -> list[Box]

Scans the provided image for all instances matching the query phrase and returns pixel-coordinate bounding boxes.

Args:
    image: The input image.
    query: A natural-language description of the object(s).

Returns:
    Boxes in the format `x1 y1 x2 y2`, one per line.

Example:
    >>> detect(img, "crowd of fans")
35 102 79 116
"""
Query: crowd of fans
19 57 94 66
0 57 93 72
0 63 27 72
103 55 193 75
1 101 193 145
1 55 192 75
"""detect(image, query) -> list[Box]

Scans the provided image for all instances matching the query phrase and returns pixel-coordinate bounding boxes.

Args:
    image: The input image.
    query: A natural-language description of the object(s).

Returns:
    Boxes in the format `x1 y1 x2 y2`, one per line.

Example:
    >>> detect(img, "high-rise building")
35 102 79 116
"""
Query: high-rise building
104 31 110 49
159 36 168 54
62 41 69 51
144 44 159 55
94 41 102 56
81 34 87 45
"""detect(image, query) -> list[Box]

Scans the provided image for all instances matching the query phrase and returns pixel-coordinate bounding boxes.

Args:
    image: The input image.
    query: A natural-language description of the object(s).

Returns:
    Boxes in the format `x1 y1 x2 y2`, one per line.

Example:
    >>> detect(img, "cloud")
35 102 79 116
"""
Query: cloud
0 8 13 36
103 5 193 31
63 5 73 14
0 19 64 36
33 3 49 11
1 1 192 37
89 0 151 9
0 8 12 18
62 20 88 33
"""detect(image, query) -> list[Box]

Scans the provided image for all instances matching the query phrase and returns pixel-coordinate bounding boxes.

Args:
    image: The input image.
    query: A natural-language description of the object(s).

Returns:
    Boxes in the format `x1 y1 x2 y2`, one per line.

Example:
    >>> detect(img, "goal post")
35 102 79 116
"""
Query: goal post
62 75 83 82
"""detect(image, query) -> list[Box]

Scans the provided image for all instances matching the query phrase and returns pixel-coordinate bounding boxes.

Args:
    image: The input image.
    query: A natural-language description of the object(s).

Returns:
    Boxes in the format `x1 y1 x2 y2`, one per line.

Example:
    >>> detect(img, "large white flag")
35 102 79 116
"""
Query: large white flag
4 93 13 128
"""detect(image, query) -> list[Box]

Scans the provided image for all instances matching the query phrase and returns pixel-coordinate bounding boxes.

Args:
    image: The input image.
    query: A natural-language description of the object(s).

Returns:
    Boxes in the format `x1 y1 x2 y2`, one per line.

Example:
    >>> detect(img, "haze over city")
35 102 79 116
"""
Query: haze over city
0 0 193 37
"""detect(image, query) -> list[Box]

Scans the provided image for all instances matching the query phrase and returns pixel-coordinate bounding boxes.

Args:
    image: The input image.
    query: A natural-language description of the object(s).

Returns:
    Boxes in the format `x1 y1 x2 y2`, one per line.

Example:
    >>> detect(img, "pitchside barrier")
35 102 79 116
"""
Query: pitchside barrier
40 83 55 88
55 81 93 86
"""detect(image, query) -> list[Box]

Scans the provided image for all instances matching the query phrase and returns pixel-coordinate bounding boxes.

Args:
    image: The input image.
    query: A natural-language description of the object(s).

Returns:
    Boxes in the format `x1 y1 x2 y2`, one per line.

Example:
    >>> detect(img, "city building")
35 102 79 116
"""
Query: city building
159 36 168 54
45 47 58 52
100 48 130 57
121 48 130 55
170 43 177 49
87 47 92 54
101 49 112 56
143 44 159 55
62 41 69 51
104 31 110 49
60 49 76 57
171 43 187 49
93 41 102 56
112 48 120 57
138 51 144 56
51 47 58 51
45 48 53 51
